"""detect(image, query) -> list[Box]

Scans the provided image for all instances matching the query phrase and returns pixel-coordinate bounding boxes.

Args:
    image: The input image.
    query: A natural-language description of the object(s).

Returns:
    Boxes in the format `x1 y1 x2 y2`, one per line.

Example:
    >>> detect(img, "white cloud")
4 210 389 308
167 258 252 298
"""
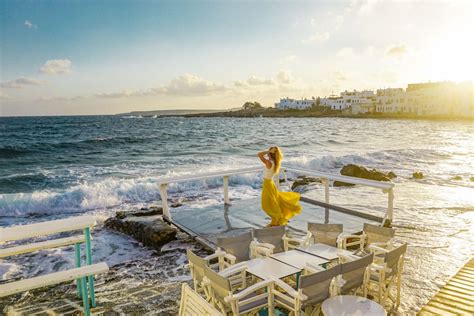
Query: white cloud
95 90 137 99
354 0 380 15
0 91 11 100
332 71 348 81
0 77 43 89
24 20 37 29
386 44 408 58
246 76 274 86
302 32 330 43
282 55 297 62
39 59 72 75
157 74 228 96
95 74 228 99
336 47 355 58
276 71 292 84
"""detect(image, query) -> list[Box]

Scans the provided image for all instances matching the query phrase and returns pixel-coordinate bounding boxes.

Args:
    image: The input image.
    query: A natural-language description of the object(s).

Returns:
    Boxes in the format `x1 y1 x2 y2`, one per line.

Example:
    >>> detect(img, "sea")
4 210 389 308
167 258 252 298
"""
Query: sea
0 115 473 314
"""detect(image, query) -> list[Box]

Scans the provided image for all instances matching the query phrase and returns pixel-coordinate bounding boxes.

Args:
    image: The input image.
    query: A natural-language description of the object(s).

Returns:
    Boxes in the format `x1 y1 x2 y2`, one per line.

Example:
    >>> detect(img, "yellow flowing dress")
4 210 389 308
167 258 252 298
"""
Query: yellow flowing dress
261 162 302 225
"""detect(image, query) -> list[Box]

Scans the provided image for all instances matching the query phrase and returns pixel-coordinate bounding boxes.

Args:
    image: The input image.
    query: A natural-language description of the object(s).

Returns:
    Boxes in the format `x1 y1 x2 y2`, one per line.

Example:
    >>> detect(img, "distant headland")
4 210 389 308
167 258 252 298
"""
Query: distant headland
117 109 230 117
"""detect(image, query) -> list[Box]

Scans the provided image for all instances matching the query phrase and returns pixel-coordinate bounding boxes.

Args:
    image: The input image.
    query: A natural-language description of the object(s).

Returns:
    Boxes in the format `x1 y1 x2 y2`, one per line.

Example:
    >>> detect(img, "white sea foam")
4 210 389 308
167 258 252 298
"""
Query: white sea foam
2 150 471 217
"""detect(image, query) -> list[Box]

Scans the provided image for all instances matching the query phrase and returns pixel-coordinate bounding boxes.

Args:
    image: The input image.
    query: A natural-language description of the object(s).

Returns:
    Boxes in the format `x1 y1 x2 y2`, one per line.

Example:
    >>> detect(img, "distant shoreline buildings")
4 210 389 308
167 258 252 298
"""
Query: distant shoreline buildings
274 81 473 117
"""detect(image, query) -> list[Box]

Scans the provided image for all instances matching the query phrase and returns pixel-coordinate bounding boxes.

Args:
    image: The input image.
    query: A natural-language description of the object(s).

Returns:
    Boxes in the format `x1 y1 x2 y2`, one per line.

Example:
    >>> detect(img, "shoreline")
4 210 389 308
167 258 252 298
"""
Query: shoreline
183 108 474 122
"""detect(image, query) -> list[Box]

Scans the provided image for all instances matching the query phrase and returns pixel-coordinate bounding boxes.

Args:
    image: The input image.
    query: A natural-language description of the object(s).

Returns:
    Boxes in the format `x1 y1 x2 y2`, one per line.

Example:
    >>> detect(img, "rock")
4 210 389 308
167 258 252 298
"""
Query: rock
105 213 177 253
451 175 462 181
333 181 355 187
387 171 397 179
340 164 393 182
291 176 322 190
470 177 474 182
116 207 163 219
412 172 424 179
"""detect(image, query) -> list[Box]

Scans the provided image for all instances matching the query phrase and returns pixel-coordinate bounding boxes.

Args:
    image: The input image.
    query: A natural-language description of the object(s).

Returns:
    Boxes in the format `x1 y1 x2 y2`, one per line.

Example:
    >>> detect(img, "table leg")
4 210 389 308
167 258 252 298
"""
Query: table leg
84 227 96 307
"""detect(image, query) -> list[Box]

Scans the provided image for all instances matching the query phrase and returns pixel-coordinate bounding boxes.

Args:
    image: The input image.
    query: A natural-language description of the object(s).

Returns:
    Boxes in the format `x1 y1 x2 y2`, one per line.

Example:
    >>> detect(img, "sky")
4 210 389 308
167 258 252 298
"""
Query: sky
0 0 473 116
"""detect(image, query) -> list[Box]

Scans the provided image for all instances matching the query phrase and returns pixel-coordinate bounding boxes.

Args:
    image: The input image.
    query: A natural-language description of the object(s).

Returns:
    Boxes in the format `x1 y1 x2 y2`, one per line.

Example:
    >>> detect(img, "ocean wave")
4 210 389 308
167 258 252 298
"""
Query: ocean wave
0 148 464 216
0 170 262 216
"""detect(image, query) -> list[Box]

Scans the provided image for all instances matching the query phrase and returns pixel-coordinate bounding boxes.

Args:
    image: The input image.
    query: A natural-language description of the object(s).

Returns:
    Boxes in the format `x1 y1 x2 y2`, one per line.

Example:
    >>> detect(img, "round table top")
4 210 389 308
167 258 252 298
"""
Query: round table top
321 295 386 316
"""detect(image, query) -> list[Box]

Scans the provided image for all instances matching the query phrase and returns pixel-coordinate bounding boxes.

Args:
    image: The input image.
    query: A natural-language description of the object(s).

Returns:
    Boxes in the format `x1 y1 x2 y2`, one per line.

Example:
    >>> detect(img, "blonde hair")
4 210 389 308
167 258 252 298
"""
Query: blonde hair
269 146 283 173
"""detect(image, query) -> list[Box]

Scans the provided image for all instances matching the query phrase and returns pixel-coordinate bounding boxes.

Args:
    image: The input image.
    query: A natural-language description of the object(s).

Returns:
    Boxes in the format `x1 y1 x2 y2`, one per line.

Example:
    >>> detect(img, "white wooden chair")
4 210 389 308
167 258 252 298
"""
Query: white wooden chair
250 226 301 258
273 264 341 316
203 265 274 315
216 231 253 266
0 216 109 316
288 223 345 250
179 283 221 316
367 243 407 310
336 253 374 297
337 223 395 258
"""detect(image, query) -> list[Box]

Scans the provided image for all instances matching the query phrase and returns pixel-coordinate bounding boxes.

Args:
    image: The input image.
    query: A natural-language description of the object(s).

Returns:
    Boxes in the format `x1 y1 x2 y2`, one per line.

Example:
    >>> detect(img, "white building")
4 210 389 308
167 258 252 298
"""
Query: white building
274 97 315 109
320 90 375 113
375 82 473 117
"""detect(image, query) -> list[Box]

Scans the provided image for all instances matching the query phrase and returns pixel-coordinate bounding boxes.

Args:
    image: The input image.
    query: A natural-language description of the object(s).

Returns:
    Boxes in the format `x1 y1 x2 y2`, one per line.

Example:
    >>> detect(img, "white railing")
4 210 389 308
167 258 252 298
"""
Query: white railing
156 165 395 225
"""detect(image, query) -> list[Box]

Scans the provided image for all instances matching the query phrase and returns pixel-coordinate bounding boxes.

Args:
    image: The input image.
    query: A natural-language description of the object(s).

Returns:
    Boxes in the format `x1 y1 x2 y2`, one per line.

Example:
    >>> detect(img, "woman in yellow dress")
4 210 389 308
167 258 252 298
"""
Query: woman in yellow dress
258 146 302 226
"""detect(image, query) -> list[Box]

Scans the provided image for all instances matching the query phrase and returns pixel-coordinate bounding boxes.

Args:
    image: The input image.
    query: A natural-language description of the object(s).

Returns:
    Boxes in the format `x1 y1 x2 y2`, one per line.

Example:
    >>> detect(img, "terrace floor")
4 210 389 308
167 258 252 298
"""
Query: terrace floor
170 197 380 247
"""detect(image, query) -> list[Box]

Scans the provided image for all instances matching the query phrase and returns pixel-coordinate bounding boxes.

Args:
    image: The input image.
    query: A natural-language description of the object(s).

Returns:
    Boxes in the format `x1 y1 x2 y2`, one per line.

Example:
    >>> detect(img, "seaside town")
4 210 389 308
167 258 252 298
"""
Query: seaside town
274 81 473 117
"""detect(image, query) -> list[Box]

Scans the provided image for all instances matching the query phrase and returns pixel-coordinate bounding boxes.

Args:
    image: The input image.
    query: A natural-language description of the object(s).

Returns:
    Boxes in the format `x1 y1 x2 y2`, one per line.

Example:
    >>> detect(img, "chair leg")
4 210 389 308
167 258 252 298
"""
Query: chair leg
396 274 401 308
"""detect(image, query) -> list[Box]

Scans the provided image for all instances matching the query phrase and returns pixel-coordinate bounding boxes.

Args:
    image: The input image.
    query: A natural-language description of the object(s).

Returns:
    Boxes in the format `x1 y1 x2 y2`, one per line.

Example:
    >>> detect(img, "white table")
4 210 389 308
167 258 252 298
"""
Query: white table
297 243 353 261
271 250 329 270
245 257 301 280
321 295 386 316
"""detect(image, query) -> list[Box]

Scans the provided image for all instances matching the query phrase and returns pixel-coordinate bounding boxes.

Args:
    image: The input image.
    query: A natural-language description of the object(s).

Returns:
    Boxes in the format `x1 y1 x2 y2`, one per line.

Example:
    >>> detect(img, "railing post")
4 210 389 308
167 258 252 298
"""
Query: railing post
324 178 330 204
387 188 394 225
323 178 330 223
160 183 171 220
223 176 231 205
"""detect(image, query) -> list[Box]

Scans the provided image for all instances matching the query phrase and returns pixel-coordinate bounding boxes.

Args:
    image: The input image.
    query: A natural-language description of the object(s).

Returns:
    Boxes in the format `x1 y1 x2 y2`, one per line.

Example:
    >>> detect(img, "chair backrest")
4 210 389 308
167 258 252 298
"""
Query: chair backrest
339 253 374 294
363 223 395 245
307 223 343 246
179 283 221 316
203 265 232 303
217 231 253 262
187 249 209 285
299 264 341 307
253 226 285 253
384 243 407 278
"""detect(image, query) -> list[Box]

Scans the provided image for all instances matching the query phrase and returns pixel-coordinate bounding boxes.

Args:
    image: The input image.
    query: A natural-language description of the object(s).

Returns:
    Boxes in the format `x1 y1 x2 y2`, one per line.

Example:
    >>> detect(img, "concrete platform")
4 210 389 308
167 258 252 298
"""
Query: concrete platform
418 258 474 315
170 197 380 246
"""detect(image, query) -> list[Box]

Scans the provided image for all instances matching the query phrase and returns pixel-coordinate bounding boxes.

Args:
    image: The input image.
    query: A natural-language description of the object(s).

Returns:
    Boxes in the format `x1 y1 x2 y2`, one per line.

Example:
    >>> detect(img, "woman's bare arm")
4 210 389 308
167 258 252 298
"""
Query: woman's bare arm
258 151 272 169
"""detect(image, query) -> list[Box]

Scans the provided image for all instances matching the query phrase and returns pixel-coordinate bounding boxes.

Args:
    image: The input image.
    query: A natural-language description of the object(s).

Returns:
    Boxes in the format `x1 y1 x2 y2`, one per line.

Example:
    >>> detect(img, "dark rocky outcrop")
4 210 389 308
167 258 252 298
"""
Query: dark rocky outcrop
451 175 462 181
105 209 177 253
333 181 356 187
339 164 395 182
291 176 322 190
470 177 474 182
412 172 424 179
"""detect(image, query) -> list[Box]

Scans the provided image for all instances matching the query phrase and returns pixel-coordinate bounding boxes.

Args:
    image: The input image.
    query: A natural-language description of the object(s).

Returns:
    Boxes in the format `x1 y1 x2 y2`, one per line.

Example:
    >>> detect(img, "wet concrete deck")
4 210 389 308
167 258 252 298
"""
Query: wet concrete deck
418 257 474 315
170 197 380 246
